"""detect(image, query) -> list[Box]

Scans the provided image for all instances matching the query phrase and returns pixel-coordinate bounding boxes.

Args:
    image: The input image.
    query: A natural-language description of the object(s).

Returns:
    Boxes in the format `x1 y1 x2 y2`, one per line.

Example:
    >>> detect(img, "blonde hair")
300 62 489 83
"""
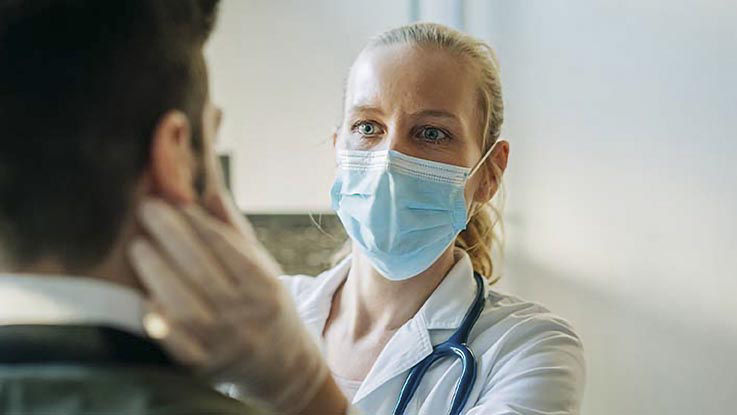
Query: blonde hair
335 22 505 282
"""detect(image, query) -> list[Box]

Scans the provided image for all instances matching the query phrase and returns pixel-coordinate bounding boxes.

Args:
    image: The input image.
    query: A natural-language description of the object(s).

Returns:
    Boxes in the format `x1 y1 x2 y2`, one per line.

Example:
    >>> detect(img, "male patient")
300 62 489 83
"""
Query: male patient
0 1 351 414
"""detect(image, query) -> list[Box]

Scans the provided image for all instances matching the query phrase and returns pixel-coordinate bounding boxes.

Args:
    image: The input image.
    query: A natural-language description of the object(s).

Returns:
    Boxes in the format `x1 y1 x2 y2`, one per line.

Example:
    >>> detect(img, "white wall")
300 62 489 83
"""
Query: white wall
206 1 736 413
205 0 410 213
470 1 737 414
416 0 464 29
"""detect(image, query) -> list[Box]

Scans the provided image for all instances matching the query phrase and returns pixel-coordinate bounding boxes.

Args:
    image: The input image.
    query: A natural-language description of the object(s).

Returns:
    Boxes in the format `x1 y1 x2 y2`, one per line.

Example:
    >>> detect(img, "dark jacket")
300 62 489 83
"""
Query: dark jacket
0 325 265 415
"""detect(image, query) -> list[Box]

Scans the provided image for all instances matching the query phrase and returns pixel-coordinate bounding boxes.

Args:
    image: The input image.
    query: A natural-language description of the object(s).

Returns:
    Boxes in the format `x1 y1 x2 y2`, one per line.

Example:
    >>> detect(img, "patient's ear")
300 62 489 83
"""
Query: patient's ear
148 110 197 204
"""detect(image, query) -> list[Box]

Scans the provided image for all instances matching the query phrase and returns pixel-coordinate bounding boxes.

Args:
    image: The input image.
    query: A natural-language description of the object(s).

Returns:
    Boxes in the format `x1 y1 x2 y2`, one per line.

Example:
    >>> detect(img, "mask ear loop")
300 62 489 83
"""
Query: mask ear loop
465 141 499 225
468 140 498 178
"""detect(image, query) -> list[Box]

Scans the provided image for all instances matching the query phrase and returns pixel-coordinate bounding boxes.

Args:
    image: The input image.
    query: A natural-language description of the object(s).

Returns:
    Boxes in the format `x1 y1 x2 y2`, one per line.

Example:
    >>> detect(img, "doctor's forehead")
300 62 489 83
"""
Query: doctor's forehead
345 44 479 119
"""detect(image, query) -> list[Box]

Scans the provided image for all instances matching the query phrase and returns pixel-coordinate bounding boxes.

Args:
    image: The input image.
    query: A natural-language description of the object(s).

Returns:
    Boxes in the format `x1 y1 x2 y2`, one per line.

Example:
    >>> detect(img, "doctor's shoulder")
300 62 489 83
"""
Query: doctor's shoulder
469 290 586 411
278 266 337 304
474 290 583 345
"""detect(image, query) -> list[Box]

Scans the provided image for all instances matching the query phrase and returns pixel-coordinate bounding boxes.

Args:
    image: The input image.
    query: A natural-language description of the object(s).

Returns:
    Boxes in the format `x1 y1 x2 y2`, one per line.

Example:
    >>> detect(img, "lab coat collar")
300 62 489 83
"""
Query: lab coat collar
293 250 486 403
353 306 433 403
419 249 488 330
352 249 486 403
295 255 353 344
297 249 487 404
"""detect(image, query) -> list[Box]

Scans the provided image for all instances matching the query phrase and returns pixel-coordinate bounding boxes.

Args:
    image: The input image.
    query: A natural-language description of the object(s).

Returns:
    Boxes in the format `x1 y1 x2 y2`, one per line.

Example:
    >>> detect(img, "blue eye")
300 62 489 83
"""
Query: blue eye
355 121 381 136
419 127 449 142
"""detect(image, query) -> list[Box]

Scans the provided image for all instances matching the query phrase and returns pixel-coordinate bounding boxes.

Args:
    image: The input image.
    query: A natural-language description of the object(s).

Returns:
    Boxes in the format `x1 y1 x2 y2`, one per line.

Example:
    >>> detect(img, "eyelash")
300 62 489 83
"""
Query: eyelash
413 126 452 143
350 121 453 144
351 120 384 137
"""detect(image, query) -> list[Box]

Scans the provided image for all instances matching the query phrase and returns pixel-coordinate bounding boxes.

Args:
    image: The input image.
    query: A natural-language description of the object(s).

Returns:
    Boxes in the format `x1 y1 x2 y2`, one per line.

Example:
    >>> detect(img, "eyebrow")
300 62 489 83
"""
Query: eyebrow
410 110 461 121
347 104 384 116
348 106 460 121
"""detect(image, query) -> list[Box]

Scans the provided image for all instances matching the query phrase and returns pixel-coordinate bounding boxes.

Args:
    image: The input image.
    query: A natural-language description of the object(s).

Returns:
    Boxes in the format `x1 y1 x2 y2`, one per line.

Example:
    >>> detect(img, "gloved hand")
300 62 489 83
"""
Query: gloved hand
128 198 329 414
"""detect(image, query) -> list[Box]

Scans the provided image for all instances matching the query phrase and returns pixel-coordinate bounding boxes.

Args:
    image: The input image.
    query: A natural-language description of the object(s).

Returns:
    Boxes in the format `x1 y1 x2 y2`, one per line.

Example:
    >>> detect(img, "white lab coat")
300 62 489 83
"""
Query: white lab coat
280 250 585 415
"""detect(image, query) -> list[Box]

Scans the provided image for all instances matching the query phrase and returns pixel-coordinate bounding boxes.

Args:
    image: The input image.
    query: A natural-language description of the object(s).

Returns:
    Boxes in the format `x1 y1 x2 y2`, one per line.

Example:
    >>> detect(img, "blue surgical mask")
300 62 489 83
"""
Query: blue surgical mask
330 147 493 281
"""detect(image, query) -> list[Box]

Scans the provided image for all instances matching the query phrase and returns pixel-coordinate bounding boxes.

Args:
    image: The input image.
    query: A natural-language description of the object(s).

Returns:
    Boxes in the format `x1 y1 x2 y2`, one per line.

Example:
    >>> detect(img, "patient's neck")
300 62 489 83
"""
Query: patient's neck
2 223 146 294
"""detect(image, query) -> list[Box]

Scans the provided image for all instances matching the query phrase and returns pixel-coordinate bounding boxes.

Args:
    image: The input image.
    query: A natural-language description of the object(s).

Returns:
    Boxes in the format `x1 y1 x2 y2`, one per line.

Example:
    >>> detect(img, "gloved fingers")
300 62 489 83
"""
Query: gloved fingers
144 300 251 373
181 204 282 294
138 198 238 300
220 298 280 328
199 147 239 228
198 111 232 225
128 237 216 326
131 200 328 414
196 191 285 277
196 142 263 244
142 301 210 369
201 187 239 230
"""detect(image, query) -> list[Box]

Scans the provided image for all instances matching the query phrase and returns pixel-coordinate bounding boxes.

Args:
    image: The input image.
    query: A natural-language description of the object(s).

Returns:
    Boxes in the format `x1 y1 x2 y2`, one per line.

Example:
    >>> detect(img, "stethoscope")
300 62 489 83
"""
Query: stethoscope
392 272 486 415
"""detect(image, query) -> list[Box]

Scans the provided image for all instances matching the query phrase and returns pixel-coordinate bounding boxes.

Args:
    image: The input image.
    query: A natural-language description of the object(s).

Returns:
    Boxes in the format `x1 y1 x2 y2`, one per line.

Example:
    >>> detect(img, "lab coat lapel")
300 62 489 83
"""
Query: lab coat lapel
293 257 352 350
353 250 482 405
421 251 485 330
352 311 433 404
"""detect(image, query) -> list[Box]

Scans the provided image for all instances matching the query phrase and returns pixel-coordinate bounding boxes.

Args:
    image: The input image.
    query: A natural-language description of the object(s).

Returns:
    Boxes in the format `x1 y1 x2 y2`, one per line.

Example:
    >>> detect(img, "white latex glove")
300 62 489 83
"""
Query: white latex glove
128 198 329 414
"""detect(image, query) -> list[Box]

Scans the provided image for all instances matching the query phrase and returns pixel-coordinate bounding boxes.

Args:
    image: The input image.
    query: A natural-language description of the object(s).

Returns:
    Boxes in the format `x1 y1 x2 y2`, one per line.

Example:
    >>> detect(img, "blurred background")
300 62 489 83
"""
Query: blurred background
204 1 736 414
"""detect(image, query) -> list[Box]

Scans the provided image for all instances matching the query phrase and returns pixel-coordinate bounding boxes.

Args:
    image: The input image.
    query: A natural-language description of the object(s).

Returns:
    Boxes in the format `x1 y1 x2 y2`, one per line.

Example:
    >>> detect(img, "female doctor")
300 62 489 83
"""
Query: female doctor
131 22 585 415
279 23 585 414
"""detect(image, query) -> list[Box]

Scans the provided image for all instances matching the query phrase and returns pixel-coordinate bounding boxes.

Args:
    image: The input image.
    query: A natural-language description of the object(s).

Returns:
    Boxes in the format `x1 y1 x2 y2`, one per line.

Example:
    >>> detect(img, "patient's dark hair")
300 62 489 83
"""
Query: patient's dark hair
0 0 220 270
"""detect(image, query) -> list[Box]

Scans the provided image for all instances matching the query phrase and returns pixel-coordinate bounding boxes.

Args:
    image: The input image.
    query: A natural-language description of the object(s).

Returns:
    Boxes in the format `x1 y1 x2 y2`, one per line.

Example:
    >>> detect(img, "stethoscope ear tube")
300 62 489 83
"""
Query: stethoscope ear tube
392 272 486 415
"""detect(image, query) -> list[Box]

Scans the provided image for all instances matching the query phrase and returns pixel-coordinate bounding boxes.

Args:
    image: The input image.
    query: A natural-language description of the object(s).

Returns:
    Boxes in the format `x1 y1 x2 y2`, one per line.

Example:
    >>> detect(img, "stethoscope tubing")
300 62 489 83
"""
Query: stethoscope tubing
392 272 486 415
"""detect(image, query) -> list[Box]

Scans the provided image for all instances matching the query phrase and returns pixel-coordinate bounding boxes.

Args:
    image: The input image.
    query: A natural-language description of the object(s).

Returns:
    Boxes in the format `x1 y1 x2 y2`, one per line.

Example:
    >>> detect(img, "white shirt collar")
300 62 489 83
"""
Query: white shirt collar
0 274 146 335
